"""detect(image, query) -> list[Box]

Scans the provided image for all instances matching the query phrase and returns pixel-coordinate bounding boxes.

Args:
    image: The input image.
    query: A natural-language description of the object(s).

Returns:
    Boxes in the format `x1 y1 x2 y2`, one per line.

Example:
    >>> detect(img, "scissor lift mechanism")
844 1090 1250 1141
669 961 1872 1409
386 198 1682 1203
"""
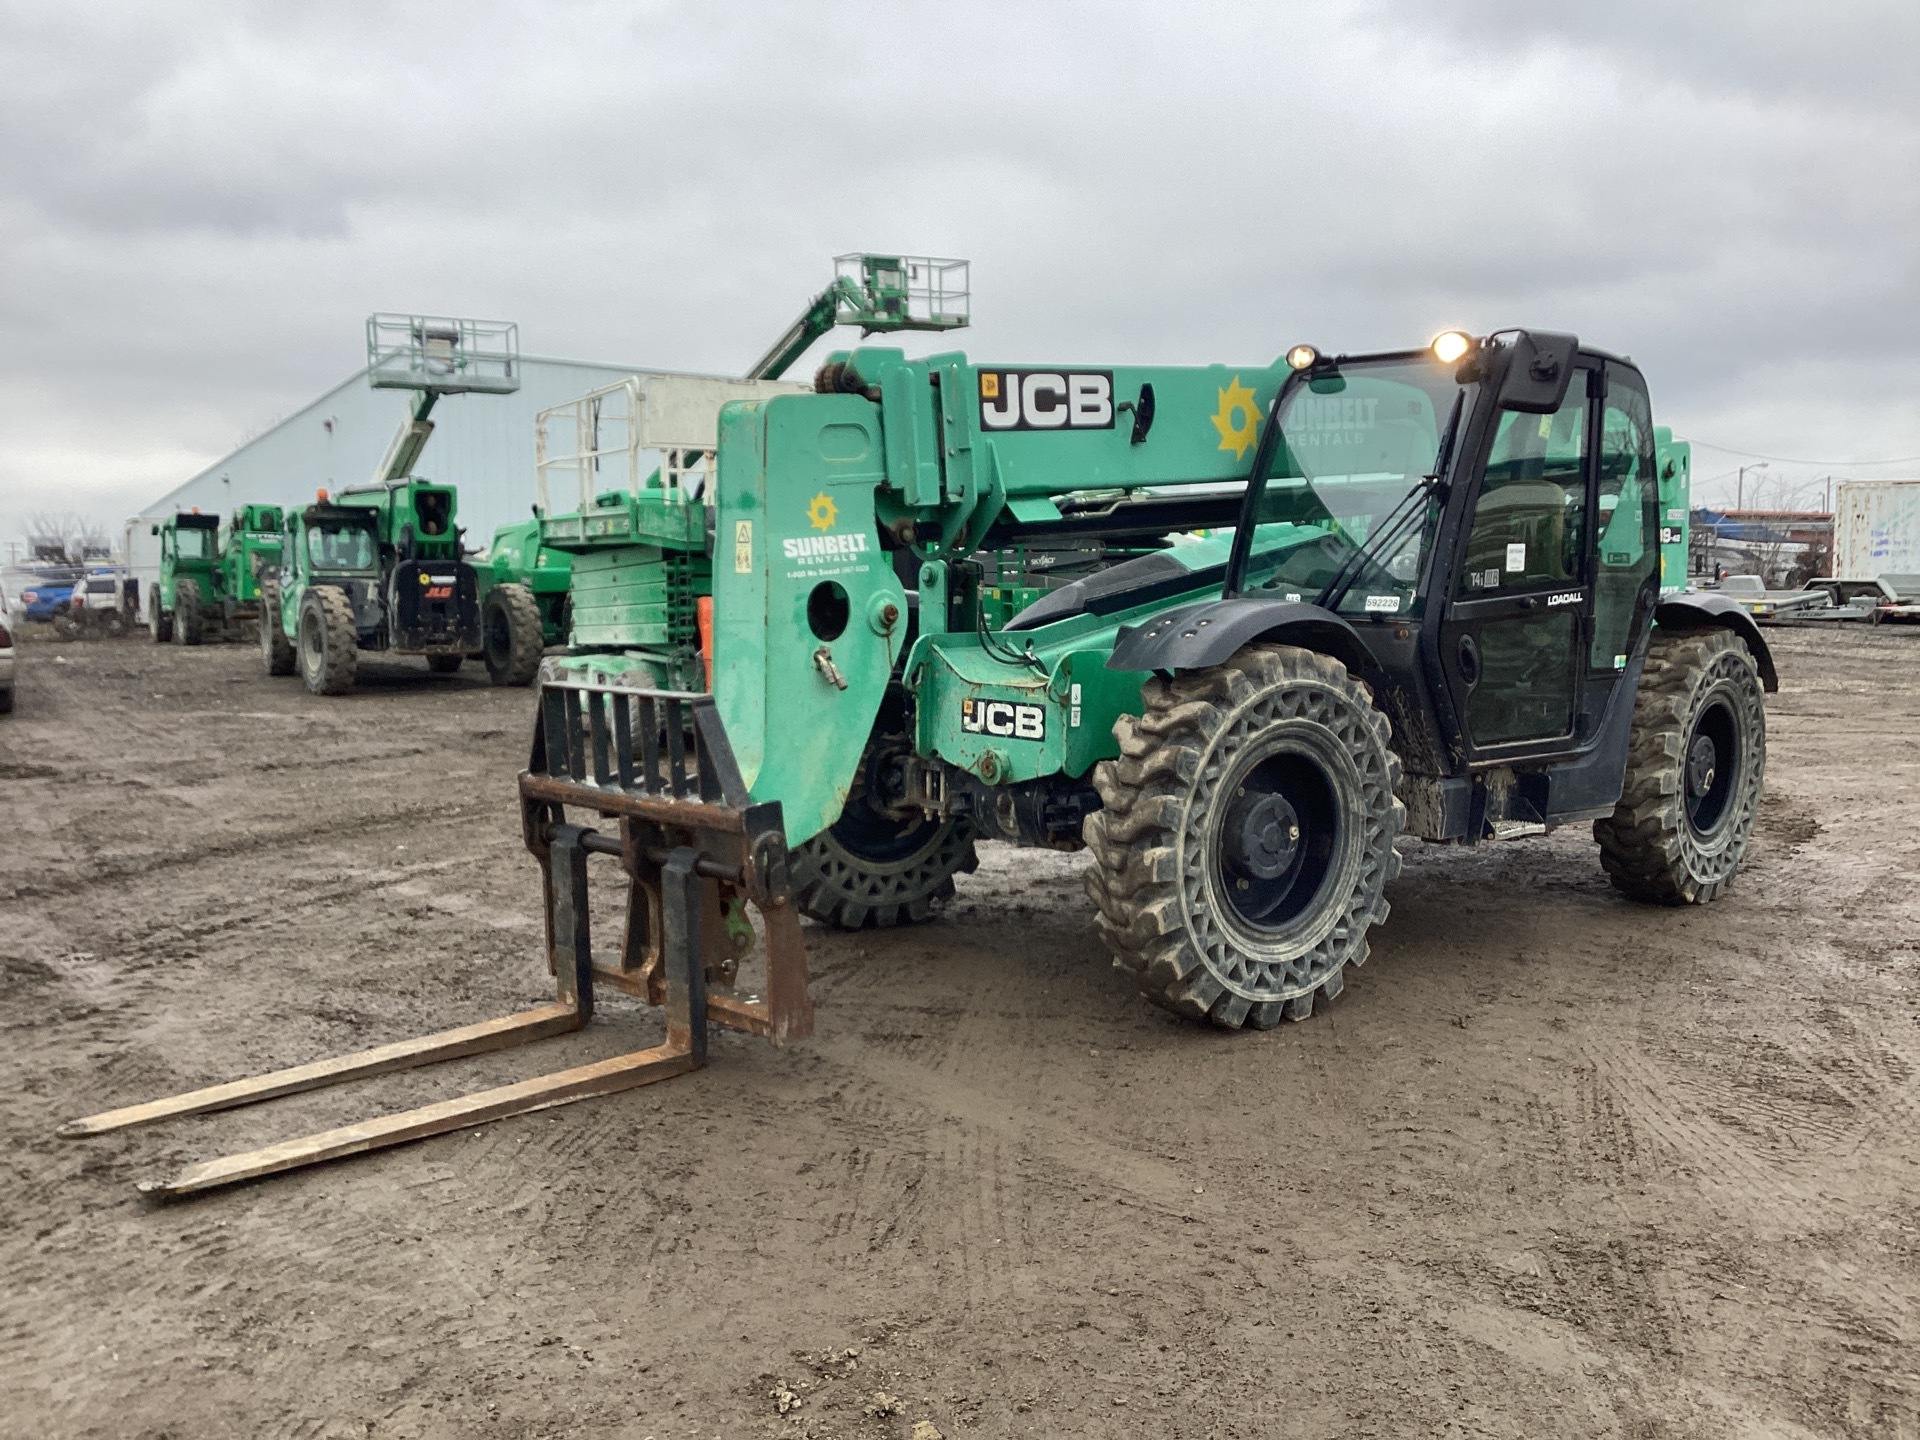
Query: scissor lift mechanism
61 680 812 1198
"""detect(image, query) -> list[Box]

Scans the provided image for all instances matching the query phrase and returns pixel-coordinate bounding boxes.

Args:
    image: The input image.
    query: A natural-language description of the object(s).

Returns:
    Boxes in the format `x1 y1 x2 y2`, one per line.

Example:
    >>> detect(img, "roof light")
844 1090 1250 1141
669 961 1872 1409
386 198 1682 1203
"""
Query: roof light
1285 344 1319 371
317 488 330 502
1431 330 1474 364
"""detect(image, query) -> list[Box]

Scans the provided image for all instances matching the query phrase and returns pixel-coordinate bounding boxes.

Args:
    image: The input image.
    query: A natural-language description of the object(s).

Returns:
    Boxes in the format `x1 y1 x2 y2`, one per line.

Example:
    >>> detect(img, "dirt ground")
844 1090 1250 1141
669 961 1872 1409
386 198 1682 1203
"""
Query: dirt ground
2 624 1918 1440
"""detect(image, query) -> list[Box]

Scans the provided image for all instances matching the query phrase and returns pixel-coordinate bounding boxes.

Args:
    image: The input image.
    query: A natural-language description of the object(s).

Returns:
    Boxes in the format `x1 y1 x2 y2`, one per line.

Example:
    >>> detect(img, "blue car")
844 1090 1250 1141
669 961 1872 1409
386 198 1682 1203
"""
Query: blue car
16 581 74 622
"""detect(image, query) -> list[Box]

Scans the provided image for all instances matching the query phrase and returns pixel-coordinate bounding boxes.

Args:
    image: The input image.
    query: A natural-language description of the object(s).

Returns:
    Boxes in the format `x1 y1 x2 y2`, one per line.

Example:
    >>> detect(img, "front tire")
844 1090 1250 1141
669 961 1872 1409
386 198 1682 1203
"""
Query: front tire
1084 644 1404 1030
297 587 358 696
259 580 296 676
481 583 544 686
791 726 978 929
173 578 205 646
149 591 172 644
1594 629 1766 904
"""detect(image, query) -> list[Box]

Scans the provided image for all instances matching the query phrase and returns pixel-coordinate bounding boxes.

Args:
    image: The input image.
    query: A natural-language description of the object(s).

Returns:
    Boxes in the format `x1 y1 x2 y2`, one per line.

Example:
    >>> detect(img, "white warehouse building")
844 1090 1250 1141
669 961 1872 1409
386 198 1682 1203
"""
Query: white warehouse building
126 352 740 583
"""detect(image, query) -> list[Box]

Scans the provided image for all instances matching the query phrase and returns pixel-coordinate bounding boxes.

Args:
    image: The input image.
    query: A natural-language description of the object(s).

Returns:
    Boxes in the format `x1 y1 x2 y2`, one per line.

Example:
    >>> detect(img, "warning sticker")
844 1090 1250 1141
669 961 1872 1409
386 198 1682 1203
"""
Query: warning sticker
1505 542 1527 572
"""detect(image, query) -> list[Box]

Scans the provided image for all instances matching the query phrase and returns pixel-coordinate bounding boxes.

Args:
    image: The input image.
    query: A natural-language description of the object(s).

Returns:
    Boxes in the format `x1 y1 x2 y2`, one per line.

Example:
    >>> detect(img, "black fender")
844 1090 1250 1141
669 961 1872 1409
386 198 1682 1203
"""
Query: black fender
1653 595 1778 692
1108 598 1380 685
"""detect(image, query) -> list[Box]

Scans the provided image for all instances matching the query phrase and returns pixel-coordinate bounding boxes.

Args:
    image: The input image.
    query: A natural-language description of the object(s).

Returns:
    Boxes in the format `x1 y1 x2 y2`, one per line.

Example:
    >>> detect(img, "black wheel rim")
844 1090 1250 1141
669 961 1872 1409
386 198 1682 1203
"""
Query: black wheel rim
1685 696 1740 836
827 738 946 864
1217 746 1341 931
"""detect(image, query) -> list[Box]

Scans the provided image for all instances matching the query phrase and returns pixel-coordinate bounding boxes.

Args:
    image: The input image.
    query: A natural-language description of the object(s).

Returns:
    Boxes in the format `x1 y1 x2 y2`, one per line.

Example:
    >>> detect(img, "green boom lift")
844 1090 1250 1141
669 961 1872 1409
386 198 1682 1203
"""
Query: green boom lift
260 316 518 695
67 323 1770 1198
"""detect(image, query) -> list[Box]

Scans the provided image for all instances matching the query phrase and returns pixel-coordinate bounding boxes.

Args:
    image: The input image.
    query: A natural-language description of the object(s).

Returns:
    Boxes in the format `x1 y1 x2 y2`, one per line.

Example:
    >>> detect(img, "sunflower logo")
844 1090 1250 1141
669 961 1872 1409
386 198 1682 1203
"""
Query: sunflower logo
1210 376 1262 460
807 492 839 531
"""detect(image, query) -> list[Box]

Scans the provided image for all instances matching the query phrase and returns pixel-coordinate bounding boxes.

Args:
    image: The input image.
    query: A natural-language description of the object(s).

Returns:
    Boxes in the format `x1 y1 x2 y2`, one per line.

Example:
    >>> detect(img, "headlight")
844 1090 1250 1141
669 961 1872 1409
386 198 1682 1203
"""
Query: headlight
1431 330 1474 364
1285 344 1319 371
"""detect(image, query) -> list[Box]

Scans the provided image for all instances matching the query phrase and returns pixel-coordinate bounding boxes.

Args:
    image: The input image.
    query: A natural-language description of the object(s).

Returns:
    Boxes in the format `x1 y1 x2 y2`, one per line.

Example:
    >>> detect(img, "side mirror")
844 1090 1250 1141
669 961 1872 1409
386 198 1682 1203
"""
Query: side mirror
1494 331 1579 414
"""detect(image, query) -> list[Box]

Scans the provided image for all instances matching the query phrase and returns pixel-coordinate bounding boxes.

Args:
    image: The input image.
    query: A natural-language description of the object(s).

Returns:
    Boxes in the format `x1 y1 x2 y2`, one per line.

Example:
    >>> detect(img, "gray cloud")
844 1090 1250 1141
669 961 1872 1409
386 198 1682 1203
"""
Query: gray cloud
3 0 1916 546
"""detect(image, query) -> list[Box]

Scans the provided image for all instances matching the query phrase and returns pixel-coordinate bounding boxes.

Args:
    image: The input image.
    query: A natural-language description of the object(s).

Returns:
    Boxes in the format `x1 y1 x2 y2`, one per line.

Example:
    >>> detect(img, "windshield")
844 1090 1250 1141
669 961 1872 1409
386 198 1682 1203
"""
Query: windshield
174 526 214 560
307 524 377 572
1234 353 1475 618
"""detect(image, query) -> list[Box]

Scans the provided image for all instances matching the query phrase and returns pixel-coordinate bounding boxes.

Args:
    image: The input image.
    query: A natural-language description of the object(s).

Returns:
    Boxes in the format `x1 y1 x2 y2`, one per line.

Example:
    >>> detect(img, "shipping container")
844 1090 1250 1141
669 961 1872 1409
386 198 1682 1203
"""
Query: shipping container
1833 480 1920 580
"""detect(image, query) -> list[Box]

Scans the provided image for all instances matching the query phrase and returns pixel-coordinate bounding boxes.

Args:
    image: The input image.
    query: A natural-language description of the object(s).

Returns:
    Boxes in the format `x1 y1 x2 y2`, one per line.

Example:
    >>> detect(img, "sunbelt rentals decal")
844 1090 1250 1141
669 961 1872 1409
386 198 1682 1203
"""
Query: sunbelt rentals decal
780 490 873 580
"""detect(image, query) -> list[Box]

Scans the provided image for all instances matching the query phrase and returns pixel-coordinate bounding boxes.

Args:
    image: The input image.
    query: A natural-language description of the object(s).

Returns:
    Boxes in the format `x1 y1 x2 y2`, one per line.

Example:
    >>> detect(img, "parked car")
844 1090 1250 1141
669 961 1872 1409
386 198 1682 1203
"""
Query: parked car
15 580 74 624
0 585 15 714
64 570 131 636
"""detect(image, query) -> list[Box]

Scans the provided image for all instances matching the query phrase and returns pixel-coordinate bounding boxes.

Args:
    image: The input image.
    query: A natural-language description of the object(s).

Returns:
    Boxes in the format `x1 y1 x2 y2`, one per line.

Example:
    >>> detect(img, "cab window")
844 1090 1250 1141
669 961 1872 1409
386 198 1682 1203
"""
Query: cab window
1590 368 1660 669
1458 390 1589 596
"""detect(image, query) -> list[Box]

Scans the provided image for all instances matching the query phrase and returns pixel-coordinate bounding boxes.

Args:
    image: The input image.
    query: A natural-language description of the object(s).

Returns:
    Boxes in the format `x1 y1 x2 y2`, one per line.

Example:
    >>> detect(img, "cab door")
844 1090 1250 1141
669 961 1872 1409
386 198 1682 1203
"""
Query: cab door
1438 367 1596 753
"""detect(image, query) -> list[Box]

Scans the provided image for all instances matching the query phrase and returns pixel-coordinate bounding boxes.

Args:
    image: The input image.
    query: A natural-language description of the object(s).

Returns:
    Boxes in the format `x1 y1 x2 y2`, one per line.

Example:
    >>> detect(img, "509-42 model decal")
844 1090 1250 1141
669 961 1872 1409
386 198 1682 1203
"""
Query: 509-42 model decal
961 698 1046 740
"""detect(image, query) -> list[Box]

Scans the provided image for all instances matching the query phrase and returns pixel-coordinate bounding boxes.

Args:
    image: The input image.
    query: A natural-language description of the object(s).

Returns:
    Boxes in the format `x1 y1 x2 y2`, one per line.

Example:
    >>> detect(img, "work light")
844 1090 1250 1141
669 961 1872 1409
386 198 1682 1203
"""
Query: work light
1431 331 1474 364
1285 345 1319 371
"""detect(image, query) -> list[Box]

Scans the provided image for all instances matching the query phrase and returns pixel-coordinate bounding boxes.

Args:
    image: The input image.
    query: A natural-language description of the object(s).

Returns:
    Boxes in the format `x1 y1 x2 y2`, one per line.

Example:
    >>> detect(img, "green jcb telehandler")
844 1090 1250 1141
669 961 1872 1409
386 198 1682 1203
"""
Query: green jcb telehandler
63 324 1773 1199
542 325 1770 1027
261 315 519 695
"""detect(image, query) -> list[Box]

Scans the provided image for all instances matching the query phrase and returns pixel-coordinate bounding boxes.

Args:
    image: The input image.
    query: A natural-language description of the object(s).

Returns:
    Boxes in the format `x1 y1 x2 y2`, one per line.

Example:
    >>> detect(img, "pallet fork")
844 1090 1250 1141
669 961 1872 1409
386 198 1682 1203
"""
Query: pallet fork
60 680 812 1198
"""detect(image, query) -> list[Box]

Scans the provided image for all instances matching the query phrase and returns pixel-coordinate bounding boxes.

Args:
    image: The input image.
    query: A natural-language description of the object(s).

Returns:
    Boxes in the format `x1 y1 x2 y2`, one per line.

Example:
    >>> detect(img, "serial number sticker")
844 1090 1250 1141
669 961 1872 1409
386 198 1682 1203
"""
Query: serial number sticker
961 698 1045 740
1364 594 1401 613
733 520 752 574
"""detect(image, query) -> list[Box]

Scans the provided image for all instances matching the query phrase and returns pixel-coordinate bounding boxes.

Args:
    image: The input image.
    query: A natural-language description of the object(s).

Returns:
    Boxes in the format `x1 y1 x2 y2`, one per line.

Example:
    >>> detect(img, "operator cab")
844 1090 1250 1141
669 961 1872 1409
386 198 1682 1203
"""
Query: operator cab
1222 331 1660 768
302 508 380 575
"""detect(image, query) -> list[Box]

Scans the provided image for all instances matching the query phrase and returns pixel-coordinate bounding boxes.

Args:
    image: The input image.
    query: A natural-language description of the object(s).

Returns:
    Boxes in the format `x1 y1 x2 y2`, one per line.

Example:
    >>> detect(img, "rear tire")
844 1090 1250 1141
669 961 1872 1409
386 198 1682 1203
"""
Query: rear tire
297 587 358 696
426 653 463 674
1084 644 1404 1030
482 583 544 686
173 578 205 647
1594 628 1766 904
791 726 978 929
149 591 172 644
259 580 295 676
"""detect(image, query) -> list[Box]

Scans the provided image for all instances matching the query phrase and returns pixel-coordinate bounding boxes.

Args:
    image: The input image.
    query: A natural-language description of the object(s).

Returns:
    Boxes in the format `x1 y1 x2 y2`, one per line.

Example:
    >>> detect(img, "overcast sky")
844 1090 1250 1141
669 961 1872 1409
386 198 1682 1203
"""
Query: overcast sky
2 0 1916 551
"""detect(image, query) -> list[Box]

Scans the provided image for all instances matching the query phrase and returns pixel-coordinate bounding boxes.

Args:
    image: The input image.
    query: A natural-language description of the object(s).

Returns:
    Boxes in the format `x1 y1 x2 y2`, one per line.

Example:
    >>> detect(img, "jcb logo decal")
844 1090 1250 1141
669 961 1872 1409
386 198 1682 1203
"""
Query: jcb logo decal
962 698 1045 740
979 370 1113 431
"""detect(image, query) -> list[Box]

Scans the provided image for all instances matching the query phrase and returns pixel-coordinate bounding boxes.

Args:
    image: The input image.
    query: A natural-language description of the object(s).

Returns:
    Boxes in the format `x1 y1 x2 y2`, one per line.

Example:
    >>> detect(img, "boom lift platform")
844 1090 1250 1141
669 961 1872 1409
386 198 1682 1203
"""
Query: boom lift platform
62 678 811 1197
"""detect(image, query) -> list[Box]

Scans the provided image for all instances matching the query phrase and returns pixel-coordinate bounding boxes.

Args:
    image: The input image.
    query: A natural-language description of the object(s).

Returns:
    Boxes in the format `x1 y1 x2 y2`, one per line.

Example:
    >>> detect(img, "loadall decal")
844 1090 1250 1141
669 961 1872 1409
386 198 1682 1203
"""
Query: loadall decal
979 370 1114 430
961 697 1046 740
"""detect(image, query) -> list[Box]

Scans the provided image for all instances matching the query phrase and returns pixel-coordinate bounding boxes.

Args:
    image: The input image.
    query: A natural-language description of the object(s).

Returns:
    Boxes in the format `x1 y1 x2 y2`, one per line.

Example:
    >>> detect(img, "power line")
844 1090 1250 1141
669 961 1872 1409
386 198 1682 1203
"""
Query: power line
1690 440 1920 467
